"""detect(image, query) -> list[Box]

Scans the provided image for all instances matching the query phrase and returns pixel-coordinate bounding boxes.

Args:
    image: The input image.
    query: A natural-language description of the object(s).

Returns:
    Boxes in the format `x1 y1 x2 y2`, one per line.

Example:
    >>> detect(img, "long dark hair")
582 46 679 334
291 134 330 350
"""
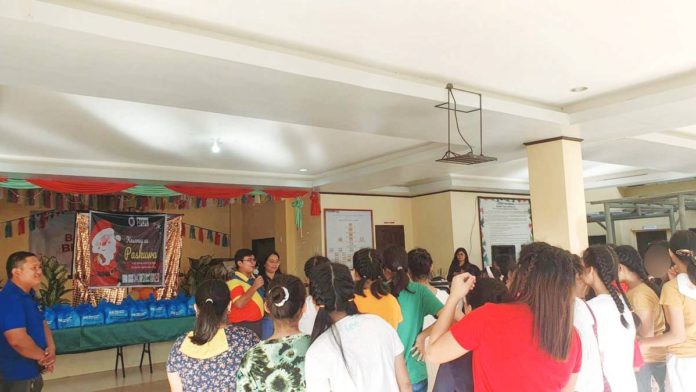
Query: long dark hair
259 251 282 291
383 245 412 297
259 251 282 276
583 245 637 329
407 248 433 281
309 262 359 343
309 262 359 374
190 280 230 345
669 230 696 285
447 247 470 281
266 274 306 321
353 248 389 299
303 255 330 295
466 277 511 310
615 245 660 295
508 242 576 359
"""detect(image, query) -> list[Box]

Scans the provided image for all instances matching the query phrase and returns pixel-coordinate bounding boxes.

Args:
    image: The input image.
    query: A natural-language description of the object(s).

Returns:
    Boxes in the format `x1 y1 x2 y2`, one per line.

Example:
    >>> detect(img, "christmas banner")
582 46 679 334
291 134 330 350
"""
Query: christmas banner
29 212 76 275
89 211 167 288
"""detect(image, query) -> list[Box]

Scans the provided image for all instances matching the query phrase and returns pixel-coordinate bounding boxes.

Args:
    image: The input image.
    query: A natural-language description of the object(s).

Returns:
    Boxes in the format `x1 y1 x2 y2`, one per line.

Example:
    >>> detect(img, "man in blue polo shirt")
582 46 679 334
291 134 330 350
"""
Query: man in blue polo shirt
0 251 56 392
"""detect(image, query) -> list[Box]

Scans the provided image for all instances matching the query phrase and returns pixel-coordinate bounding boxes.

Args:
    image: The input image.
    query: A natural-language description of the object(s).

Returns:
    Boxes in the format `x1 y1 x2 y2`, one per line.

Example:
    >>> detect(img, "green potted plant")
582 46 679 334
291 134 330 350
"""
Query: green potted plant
39 256 72 308
179 255 234 296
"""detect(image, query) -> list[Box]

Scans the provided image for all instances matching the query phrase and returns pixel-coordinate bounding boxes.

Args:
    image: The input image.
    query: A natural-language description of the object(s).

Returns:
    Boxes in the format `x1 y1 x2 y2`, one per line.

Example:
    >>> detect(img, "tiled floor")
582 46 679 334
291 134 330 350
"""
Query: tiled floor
43 363 170 392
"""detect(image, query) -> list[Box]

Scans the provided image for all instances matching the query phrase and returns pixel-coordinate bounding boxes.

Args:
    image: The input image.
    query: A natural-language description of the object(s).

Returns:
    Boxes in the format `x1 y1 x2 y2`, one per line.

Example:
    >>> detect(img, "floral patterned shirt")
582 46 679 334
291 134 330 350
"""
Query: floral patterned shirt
236 333 311 392
167 325 259 392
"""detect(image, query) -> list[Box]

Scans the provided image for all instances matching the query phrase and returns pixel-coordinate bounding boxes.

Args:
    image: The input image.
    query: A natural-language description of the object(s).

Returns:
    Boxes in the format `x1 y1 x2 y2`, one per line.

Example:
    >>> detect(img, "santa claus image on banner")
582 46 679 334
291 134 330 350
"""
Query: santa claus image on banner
89 219 122 287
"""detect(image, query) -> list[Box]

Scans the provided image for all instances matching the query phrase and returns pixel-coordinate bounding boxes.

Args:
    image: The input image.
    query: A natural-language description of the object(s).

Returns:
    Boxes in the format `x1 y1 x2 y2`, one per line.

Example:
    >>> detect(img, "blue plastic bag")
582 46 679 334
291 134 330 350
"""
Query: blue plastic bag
167 298 188 318
77 304 104 327
186 296 196 316
147 295 168 319
102 301 130 325
128 299 149 321
56 305 81 329
44 307 57 330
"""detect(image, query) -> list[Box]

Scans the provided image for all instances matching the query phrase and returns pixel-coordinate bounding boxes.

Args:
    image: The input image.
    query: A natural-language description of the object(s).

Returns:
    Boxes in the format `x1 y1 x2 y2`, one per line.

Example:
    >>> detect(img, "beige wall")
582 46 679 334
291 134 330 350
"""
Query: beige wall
320 193 415 253
411 192 454 277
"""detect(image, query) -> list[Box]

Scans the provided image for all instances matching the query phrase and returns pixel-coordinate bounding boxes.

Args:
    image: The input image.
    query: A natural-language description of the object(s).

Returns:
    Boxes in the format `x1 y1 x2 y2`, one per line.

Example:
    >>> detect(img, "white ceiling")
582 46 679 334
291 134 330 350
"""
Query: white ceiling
1 0 696 195
58 0 696 106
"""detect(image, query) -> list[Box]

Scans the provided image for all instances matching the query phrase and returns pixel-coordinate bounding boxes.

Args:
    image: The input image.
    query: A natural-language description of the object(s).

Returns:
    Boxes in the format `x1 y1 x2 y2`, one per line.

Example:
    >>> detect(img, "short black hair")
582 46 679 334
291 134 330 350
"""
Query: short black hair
233 248 254 269
6 251 37 278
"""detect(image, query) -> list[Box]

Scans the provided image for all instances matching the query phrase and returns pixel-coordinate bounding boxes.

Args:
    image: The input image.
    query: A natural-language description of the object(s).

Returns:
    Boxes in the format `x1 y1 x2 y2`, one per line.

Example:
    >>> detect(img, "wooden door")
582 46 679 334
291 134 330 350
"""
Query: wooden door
375 225 405 253
252 237 276 263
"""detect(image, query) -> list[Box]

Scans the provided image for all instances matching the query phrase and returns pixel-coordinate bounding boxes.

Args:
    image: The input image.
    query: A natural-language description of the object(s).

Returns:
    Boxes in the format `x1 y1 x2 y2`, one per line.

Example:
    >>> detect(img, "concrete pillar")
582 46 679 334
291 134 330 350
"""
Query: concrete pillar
525 137 589 254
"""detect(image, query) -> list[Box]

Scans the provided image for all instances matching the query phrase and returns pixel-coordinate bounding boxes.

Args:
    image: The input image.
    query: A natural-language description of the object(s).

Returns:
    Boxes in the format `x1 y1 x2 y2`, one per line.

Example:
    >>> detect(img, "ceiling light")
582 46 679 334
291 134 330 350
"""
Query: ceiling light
434 83 497 165
570 86 588 93
299 168 308 172
211 139 221 154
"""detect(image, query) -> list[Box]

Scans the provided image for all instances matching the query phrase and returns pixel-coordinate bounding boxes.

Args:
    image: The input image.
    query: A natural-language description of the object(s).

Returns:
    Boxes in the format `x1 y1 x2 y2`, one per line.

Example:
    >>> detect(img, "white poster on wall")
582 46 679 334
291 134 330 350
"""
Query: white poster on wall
324 209 373 268
29 212 76 275
478 197 533 266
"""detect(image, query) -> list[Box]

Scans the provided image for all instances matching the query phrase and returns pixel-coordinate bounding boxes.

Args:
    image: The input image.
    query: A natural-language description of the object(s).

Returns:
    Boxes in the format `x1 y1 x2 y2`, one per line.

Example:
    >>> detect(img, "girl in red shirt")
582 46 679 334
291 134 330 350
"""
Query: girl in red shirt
426 242 582 392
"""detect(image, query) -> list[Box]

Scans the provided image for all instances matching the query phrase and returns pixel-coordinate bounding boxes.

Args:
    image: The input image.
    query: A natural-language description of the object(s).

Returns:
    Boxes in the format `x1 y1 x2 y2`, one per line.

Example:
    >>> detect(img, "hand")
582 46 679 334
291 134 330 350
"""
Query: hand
39 350 56 369
410 332 427 362
450 273 476 301
252 276 264 290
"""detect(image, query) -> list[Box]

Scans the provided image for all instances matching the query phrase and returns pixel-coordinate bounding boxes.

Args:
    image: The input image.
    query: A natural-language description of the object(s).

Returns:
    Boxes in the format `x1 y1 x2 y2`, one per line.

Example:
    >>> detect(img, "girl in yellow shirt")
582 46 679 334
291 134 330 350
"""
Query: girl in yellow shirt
352 248 403 329
640 230 696 392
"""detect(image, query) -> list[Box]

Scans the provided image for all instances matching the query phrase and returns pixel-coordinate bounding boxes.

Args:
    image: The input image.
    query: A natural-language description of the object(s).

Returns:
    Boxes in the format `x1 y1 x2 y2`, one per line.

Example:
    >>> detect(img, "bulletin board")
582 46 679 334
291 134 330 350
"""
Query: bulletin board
324 209 373 268
478 197 533 266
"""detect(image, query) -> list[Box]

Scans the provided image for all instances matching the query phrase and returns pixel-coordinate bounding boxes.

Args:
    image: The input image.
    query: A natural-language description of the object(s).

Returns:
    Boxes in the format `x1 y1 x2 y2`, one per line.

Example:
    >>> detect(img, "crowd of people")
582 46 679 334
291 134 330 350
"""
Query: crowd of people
2 231 696 391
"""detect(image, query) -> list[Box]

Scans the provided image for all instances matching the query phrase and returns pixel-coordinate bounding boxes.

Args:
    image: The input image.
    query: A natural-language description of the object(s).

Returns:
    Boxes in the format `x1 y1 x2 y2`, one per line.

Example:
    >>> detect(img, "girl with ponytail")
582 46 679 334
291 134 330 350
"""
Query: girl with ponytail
615 245 667 392
640 230 696 392
384 246 445 392
352 248 403 328
304 262 411 391
298 256 330 335
581 245 638 392
167 280 259 392
237 274 311 391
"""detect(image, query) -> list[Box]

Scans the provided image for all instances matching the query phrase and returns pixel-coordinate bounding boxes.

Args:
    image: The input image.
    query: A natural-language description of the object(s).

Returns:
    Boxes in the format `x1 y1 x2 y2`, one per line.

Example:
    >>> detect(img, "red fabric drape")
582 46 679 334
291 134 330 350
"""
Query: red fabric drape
0 177 6 183
310 192 321 216
27 179 135 195
264 189 309 201
166 185 252 199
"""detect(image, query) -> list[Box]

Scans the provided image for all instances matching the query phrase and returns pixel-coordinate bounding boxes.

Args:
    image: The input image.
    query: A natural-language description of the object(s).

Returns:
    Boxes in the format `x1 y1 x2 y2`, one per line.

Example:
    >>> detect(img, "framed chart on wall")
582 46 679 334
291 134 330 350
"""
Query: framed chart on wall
324 209 374 268
478 197 533 267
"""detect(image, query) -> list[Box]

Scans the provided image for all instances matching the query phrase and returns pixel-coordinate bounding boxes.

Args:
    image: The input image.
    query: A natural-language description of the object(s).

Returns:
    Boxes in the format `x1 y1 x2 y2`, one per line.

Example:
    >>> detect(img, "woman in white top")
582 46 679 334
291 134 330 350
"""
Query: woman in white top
571 254 604 392
304 262 411 392
298 256 330 335
580 245 638 392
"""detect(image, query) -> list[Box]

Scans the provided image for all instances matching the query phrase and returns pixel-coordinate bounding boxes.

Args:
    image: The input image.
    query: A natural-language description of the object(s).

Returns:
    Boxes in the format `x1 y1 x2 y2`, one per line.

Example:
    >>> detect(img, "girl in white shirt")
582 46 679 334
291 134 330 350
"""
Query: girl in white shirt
304 262 411 392
298 256 330 335
571 254 604 392
580 245 638 392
